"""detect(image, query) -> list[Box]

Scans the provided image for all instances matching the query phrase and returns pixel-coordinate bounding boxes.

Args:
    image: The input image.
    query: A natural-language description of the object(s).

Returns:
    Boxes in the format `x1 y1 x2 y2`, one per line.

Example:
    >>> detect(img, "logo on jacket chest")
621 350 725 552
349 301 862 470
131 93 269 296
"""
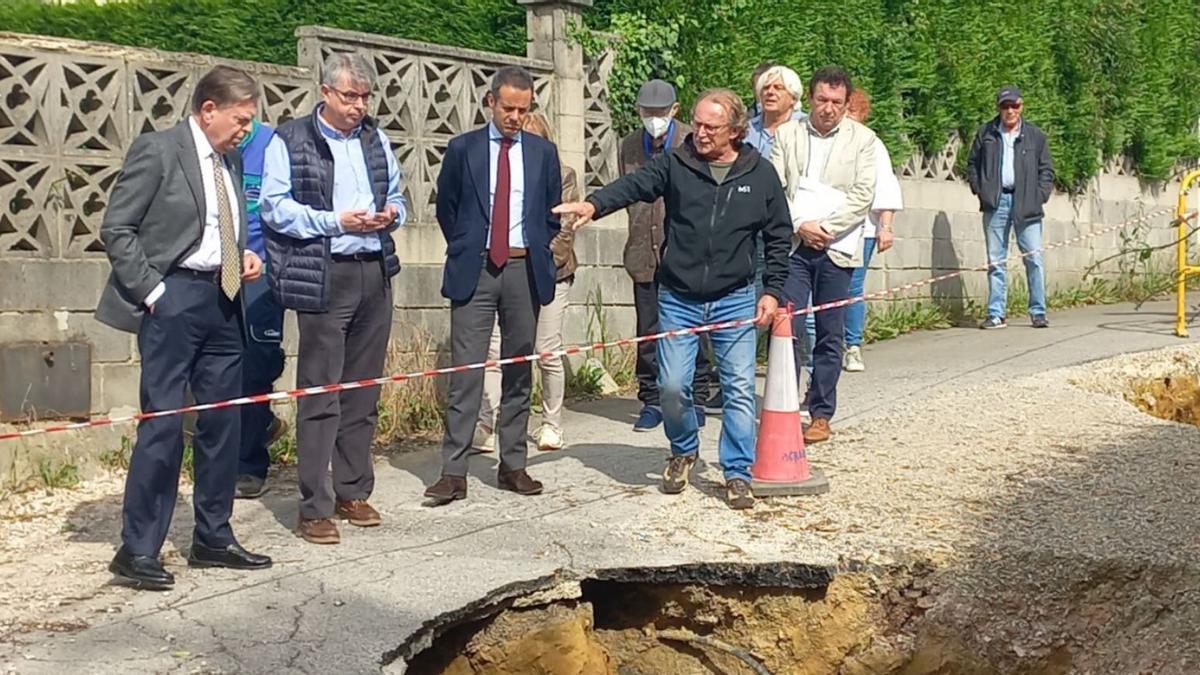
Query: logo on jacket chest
736 184 751 194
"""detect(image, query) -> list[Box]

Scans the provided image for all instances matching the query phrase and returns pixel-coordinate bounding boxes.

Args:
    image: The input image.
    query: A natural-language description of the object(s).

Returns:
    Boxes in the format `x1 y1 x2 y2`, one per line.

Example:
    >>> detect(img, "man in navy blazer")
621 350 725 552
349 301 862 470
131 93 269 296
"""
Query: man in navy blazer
425 66 563 505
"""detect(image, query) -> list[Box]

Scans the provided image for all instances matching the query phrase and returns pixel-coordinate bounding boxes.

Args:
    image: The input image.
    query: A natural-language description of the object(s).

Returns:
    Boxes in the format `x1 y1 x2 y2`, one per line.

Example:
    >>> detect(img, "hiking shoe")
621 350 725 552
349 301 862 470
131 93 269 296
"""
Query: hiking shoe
843 345 865 372
633 405 663 432
661 454 698 494
1031 314 1050 328
471 424 496 453
535 424 565 451
235 474 267 499
979 316 1007 330
726 478 755 510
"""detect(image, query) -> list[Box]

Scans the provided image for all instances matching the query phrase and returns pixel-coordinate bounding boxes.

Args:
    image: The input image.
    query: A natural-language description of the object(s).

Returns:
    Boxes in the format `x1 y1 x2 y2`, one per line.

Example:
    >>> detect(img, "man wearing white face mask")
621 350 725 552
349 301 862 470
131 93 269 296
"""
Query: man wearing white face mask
619 79 715 432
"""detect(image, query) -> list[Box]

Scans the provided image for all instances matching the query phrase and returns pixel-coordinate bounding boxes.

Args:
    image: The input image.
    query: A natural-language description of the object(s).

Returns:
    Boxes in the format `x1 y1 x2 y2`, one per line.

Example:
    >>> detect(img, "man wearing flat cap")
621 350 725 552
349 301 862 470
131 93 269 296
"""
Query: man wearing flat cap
967 85 1056 330
619 79 718 434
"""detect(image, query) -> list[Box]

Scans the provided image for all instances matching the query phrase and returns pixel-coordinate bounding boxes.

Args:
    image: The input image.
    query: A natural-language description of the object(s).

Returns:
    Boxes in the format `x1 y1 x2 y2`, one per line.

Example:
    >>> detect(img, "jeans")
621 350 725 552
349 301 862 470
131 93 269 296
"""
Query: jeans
657 284 758 481
844 237 877 347
984 192 1046 318
784 248 853 420
633 281 714 408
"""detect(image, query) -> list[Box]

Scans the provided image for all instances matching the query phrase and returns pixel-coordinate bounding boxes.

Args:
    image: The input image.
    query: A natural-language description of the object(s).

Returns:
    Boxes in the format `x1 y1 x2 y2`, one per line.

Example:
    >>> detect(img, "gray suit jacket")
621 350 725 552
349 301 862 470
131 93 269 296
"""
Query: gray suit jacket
95 120 248 333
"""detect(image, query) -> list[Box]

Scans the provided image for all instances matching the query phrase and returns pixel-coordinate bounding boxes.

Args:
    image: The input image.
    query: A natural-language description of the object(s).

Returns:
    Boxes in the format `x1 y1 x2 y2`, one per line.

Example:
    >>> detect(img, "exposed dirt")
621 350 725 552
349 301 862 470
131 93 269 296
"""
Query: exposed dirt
407 551 1200 675
407 567 1002 675
1127 374 1200 425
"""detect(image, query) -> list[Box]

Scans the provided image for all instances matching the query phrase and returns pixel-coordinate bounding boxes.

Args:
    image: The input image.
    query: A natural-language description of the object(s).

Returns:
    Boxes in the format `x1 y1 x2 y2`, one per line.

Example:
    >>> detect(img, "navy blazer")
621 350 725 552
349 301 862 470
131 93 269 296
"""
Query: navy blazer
436 125 563 305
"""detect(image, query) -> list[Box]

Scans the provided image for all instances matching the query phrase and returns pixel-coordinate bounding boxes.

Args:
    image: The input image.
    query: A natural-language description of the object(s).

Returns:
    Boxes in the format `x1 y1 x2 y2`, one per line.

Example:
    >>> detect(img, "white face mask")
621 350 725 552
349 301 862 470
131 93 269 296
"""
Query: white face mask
642 116 671 139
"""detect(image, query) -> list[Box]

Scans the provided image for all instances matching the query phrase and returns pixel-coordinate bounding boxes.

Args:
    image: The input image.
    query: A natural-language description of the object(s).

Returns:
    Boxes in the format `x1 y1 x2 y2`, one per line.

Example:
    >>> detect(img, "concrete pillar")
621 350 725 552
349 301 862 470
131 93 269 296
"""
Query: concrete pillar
518 0 590 184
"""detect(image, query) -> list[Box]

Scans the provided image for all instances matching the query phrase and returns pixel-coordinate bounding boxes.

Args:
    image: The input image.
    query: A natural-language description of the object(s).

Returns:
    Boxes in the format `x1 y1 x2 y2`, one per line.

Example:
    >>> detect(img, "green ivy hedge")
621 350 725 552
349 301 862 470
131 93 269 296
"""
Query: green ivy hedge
587 0 1200 189
3 0 1196 188
0 0 526 66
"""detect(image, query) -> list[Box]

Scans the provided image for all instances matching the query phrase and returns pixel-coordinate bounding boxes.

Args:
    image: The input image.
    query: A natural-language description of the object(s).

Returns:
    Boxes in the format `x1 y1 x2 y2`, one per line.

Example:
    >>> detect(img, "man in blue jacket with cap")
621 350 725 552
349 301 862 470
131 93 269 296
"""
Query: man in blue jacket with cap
234 119 287 499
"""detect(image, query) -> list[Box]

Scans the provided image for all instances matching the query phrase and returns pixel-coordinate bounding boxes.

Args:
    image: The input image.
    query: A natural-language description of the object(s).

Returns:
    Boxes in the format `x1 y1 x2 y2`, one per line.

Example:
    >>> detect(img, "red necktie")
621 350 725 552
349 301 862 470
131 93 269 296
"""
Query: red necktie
489 137 513 268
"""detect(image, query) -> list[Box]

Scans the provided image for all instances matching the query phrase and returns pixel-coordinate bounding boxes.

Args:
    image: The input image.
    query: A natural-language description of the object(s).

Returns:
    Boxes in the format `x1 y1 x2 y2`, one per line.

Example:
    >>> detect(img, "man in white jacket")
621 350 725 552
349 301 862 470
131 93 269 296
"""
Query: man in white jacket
769 65 876 444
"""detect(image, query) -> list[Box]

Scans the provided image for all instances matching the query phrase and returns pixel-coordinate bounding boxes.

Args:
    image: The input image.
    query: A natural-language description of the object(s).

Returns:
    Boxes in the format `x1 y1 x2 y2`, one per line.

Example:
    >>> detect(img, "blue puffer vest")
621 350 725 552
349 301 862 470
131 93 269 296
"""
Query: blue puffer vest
266 108 400 312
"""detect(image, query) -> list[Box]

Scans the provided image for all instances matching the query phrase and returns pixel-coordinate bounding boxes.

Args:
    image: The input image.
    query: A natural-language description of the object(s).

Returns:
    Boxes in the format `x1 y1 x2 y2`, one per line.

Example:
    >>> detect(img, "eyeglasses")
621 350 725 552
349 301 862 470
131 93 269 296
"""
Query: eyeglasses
999 102 1022 110
328 87 372 105
692 122 729 135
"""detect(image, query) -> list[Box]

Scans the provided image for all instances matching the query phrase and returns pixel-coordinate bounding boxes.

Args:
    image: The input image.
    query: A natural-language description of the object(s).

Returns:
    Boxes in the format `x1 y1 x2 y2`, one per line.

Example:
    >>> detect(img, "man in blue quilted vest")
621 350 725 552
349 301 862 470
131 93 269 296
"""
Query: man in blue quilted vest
260 52 407 545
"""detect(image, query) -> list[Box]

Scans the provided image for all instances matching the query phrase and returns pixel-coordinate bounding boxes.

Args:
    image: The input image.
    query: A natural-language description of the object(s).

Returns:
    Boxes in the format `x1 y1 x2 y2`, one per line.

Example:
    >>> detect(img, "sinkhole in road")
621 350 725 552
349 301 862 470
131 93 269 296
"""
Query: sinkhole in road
390 561 1066 675
1127 373 1200 426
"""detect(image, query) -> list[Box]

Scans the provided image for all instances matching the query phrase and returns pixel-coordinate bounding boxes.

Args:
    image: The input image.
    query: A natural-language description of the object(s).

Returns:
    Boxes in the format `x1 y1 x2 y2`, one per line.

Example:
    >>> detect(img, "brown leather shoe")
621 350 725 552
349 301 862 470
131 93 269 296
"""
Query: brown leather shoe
423 475 467 506
804 417 832 444
297 518 340 545
335 499 381 527
497 469 544 496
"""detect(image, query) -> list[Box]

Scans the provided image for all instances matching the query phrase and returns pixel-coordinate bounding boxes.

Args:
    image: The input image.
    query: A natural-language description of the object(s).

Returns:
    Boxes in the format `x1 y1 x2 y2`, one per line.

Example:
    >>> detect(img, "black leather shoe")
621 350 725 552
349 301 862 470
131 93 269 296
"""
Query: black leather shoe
188 542 272 570
423 475 467 506
109 548 174 590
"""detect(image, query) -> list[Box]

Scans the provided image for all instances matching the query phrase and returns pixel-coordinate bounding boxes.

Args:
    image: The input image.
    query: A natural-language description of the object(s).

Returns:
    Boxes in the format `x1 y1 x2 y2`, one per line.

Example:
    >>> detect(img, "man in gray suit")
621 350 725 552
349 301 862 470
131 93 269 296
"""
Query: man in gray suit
96 65 273 590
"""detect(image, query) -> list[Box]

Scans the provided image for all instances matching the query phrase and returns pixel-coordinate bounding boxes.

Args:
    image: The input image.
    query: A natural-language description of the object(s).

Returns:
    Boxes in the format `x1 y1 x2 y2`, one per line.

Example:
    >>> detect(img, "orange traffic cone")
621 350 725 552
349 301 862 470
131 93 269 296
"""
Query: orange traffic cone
751 307 830 497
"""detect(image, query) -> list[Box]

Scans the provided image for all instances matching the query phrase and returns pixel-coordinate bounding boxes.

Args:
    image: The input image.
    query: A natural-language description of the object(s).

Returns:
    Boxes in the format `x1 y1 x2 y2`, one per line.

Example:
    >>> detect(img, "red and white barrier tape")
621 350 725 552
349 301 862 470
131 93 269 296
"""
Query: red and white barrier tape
0 207 1185 441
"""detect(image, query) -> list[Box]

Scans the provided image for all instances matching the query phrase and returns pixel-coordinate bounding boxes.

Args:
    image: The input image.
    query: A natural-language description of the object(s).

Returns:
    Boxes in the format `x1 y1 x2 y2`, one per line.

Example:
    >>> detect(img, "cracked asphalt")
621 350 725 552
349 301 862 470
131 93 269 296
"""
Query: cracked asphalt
0 300 1196 674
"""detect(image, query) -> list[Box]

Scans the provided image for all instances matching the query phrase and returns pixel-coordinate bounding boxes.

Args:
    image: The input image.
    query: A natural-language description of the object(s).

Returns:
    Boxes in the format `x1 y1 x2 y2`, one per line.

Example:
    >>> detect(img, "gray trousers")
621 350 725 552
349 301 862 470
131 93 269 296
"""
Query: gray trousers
295 259 393 520
441 258 539 476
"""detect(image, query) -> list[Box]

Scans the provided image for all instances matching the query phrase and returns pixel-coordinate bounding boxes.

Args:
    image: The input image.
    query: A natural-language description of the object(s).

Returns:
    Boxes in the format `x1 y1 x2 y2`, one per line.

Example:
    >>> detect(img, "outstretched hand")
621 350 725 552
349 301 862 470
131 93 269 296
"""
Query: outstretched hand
552 201 597 231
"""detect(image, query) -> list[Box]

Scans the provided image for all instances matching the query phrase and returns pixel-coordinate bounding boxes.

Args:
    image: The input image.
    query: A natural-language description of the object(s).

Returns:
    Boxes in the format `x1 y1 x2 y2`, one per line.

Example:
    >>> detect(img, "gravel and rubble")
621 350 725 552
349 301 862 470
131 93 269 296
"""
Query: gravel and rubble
0 309 1197 672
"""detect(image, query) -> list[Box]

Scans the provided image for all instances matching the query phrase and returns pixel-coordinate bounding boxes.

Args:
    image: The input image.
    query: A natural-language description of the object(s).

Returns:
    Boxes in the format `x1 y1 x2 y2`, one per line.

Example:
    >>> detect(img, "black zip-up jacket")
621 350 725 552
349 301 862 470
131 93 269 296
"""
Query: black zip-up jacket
586 137 791 304
966 117 1055 225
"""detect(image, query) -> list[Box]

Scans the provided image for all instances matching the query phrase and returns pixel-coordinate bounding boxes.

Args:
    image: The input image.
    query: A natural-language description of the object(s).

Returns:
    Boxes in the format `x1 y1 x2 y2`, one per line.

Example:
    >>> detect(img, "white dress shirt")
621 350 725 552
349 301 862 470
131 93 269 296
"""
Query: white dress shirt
486 121 526 248
145 117 243 308
804 120 838 181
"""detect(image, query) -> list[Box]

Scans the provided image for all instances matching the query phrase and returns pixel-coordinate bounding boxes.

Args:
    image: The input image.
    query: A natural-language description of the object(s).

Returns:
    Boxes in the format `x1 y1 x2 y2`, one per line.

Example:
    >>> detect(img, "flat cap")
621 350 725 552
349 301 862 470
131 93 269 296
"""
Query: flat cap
636 79 677 108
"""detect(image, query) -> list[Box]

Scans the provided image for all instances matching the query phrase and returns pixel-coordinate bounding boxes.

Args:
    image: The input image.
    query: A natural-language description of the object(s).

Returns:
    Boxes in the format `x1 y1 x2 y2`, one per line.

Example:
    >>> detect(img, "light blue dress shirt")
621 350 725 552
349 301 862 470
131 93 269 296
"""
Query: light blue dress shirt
260 108 406 254
1001 123 1020 189
744 108 808 159
487 122 526 248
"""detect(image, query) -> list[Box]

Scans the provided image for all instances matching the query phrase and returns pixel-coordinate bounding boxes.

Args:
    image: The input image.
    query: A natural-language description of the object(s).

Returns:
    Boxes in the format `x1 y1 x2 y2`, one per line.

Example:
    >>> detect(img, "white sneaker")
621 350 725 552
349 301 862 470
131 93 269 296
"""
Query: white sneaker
535 424 565 451
843 345 865 372
471 425 496 453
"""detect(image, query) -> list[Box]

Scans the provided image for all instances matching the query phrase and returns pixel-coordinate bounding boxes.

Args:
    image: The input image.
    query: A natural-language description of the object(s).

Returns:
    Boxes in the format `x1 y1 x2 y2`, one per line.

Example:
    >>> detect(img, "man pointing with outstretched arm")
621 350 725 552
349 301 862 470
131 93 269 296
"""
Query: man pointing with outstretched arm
555 88 791 511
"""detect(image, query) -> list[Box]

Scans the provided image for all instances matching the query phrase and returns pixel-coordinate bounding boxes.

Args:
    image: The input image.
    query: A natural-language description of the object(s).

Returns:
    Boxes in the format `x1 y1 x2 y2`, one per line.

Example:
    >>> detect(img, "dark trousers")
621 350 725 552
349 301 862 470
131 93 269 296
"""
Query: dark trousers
122 272 243 557
784 248 853 420
238 276 285 480
632 281 715 407
295 259 393 520
441 258 539 476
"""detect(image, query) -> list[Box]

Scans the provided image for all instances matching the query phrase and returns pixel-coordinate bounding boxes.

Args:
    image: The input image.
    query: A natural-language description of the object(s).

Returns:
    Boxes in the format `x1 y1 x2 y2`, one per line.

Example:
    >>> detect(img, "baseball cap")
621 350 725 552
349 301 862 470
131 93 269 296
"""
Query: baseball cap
996 86 1022 105
636 79 677 108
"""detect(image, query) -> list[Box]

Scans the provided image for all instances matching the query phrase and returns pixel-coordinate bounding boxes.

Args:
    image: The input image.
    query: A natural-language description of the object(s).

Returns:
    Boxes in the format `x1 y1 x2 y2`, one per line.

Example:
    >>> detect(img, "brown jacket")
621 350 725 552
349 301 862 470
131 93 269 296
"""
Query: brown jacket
618 121 690 283
549 165 581 281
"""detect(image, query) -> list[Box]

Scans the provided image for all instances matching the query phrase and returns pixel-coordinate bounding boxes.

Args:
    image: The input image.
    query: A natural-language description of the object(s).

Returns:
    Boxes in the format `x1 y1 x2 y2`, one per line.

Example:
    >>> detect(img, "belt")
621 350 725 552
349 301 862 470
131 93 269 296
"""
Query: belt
331 251 383 263
172 268 220 283
507 247 527 259
1001 187 1015 194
